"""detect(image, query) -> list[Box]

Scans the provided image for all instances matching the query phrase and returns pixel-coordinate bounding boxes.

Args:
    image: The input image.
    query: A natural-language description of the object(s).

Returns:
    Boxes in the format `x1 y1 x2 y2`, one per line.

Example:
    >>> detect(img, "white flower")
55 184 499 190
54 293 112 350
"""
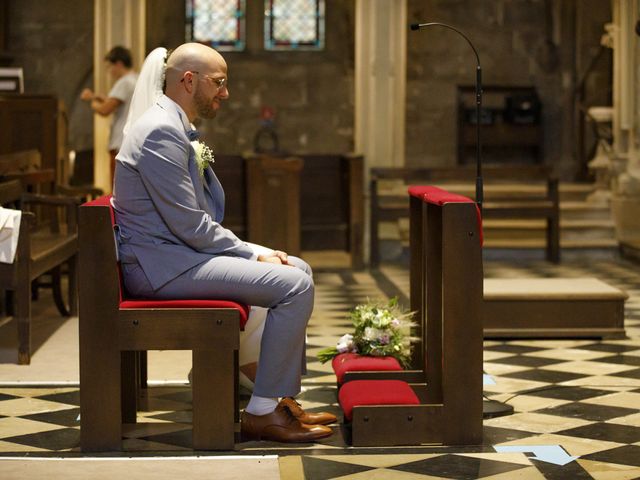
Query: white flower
336 333 354 353
192 140 215 178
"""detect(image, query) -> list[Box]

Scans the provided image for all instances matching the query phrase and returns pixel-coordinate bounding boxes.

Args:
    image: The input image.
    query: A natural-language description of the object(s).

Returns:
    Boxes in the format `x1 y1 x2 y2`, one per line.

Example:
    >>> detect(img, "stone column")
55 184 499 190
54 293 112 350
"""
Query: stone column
609 0 640 243
93 0 146 193
355 0 407 262
354 0 407 169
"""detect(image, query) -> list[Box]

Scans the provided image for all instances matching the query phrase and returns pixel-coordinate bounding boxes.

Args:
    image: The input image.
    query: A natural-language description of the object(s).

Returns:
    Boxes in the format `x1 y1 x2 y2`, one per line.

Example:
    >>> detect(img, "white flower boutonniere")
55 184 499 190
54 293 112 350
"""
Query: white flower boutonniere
191 141 215 178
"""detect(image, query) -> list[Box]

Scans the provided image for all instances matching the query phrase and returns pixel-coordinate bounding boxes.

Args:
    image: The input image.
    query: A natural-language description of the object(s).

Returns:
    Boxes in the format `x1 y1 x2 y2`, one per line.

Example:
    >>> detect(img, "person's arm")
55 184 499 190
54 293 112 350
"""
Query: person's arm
80 88 121 116
136 125 256 259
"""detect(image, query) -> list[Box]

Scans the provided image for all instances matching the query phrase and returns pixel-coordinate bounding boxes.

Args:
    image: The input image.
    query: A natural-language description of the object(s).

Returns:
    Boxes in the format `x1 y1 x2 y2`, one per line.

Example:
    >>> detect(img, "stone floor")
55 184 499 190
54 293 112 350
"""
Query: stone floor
0 256 639 479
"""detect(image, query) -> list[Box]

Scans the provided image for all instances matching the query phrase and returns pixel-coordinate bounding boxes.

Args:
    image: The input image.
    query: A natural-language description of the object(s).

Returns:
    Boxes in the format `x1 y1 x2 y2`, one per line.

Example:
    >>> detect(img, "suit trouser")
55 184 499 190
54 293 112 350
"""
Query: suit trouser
122 255 313 398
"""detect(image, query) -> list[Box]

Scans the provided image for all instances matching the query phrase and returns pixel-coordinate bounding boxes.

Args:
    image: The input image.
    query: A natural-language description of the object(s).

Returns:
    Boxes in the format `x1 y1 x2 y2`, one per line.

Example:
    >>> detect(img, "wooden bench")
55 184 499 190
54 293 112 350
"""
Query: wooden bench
484 278 627 339
370 165 560 266
337 186 483 446
0 178 79 364
79 197 248 451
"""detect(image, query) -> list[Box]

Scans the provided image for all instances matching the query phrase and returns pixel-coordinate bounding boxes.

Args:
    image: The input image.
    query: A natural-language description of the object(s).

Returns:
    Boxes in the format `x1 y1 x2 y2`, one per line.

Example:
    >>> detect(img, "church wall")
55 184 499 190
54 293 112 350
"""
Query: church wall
405 0 611 179
194 0 356 156
5 0 94 152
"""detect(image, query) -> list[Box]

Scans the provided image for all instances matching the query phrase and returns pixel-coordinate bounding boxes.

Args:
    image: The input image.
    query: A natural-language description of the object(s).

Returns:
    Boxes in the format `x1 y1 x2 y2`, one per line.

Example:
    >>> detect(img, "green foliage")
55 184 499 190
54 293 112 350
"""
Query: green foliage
317 297 418 368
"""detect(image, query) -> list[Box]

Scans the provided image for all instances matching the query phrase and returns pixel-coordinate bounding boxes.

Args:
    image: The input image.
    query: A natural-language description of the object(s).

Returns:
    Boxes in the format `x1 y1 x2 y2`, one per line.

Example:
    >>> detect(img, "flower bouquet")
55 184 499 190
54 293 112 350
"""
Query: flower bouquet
317 297 418 368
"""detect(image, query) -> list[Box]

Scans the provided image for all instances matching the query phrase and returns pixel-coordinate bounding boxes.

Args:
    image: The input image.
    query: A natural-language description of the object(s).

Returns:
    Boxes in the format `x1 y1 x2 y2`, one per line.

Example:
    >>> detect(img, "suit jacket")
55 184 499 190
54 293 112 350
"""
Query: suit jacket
112 94 255 291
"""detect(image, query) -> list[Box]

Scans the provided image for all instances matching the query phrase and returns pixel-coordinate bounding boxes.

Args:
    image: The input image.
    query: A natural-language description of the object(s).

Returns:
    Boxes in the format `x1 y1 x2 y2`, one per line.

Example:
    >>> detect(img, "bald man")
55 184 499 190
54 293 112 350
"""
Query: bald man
112 43 335 443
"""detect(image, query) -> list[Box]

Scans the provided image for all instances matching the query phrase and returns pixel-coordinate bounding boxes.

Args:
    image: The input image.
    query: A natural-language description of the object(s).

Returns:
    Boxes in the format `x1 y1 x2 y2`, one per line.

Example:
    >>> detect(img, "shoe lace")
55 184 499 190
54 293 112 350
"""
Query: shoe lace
282 397 305 417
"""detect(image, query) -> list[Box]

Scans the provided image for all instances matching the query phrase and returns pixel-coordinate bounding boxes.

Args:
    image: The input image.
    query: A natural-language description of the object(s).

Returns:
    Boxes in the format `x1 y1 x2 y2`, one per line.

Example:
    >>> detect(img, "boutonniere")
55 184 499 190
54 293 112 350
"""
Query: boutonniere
191 140 215 178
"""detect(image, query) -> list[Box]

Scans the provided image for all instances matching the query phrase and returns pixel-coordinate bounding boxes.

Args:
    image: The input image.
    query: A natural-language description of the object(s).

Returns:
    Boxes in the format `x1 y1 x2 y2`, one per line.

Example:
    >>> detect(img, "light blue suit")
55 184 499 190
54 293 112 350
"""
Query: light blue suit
112 95 312 397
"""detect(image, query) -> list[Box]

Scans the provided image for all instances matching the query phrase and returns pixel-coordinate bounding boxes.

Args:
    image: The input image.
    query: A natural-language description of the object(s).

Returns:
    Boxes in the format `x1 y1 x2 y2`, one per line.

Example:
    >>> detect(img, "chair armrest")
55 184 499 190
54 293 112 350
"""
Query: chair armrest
21 193 80 231
21 192 81 207
56 185 104 201
2 169 55 189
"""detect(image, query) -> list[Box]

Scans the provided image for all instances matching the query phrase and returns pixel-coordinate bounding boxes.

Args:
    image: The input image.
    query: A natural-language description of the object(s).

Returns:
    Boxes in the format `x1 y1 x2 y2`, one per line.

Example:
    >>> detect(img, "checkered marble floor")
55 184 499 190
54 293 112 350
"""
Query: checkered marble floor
0 258 639 479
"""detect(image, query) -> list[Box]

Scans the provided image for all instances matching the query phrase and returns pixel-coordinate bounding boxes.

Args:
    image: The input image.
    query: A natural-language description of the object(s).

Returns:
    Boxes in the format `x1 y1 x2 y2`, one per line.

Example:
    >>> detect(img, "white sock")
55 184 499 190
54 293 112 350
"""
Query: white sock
245 395 278 416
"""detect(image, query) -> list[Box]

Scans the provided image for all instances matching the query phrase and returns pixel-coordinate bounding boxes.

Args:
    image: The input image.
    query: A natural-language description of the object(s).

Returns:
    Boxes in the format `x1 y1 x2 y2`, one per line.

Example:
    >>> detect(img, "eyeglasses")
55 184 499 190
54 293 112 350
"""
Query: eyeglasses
181 71 227 90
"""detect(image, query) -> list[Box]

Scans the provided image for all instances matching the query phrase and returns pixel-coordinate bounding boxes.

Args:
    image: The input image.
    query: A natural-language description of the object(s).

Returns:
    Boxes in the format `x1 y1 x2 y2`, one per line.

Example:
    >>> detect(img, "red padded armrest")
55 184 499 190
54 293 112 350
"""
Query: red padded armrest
407 185 483 245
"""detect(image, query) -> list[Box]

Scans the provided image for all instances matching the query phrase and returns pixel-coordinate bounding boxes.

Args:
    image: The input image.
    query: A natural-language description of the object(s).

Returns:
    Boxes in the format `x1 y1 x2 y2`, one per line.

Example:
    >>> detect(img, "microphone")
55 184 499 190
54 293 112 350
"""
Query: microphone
410 22 483 211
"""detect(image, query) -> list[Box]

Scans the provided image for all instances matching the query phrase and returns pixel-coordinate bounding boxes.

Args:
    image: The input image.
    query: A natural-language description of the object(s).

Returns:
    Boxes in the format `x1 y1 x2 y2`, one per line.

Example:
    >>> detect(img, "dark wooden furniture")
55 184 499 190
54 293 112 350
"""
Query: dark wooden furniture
340 187 483 446
370 165 560 266
458 85 543 165
214 153 364 269
0 178 78 364
0 94 69 186
246 155 303 256
483 277 627 339
79 197 247 451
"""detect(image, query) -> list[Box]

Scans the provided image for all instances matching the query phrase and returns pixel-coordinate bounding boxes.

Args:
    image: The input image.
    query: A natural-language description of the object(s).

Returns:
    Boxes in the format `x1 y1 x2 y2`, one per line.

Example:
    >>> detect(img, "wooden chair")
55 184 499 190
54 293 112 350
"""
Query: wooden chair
0 178 79 364
79 196 249 451
338 186 483 446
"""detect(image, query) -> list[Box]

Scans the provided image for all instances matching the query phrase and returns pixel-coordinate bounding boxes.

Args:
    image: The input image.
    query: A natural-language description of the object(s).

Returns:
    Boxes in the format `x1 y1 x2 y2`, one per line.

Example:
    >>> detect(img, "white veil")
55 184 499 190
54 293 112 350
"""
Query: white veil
123 47 168 136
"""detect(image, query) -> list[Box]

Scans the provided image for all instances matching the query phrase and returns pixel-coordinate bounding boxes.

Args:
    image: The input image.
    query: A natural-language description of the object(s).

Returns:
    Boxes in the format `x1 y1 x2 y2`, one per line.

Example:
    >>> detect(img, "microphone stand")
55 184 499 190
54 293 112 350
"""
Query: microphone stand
410 22 483 211
411 22 513 418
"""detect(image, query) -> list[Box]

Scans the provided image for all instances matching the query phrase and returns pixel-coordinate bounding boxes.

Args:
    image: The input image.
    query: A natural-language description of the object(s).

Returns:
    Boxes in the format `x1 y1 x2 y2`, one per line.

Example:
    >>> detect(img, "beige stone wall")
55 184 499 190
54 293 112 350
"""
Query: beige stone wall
5 0 94 151
405 0 611 179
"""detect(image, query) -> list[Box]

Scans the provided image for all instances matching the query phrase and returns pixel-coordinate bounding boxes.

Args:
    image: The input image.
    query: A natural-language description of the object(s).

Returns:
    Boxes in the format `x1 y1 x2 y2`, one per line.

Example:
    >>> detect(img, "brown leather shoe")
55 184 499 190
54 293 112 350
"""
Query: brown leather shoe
241 402 333 443
280 397 337 425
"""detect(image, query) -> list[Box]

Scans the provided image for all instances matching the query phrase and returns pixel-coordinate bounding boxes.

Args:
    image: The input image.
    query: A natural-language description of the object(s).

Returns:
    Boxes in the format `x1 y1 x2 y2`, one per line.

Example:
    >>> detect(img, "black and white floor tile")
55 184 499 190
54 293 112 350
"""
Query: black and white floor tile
0 258 639 479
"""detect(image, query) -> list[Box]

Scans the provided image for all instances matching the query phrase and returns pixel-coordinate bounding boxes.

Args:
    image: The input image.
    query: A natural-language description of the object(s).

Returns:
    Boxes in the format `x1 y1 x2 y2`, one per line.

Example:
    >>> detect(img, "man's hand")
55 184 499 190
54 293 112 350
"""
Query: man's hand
257 250 291 266
272 250 289 264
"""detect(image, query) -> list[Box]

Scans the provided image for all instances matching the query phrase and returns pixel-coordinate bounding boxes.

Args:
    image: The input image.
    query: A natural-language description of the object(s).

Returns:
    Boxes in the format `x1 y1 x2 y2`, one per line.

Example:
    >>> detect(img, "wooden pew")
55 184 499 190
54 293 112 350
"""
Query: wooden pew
370 165 559 266
338 187 483 446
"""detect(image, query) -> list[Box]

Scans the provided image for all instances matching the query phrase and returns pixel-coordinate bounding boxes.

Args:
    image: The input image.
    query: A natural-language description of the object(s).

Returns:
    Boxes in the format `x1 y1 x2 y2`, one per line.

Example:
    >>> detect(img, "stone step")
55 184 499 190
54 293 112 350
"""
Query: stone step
481 238 619 249
560 201 613 221
620 239 640 263
391 218 617 248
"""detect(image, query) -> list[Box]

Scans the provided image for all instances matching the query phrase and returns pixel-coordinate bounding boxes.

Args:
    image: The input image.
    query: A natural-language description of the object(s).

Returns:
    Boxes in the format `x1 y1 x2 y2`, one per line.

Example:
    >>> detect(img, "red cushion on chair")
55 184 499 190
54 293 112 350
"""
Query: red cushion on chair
85 195 251 329
120 299 250 328
339 380 420 421
332 353 403 384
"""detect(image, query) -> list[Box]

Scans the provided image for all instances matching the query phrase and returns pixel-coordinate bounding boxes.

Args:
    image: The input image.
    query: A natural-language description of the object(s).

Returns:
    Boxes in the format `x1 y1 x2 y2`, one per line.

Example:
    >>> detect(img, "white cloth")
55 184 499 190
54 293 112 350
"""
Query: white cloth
108 71 138 150
0 207 21 264
123 47 167 137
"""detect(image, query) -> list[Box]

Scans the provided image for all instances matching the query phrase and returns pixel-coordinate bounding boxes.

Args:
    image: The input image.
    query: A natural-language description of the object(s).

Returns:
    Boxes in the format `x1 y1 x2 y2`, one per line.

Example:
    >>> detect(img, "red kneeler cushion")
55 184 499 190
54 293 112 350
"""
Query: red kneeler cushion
332 353 403 384
339 380 420 421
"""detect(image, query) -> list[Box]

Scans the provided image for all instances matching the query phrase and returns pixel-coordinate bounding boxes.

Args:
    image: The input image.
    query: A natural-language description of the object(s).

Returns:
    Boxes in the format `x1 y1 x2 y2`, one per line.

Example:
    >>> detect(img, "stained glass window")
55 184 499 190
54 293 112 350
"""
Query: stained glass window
186 0 246 51
265 0 325 50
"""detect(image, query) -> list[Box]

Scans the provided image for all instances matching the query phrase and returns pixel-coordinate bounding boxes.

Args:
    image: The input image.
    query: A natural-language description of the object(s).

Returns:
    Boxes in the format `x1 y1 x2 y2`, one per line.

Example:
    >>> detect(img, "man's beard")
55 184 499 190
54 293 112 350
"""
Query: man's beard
194 87 217 119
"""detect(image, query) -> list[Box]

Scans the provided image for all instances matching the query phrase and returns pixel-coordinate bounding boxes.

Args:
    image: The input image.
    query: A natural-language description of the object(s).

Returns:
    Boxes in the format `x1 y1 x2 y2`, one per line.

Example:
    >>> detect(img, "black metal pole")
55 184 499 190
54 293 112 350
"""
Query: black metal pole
410 22 483 211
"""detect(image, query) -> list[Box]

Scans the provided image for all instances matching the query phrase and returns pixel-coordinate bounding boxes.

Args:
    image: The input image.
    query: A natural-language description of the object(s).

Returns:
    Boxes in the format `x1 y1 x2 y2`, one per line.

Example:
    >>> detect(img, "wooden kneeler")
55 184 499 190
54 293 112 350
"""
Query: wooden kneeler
79 197 248 451
340 186 483 446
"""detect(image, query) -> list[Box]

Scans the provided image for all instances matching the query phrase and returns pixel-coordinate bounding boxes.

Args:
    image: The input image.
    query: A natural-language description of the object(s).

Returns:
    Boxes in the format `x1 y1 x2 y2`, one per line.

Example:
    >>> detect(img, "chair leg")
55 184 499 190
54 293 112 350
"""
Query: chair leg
192 348 235 450
16 285 31 365
68 256 78 316
121 351 137 424
51 266 71 317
